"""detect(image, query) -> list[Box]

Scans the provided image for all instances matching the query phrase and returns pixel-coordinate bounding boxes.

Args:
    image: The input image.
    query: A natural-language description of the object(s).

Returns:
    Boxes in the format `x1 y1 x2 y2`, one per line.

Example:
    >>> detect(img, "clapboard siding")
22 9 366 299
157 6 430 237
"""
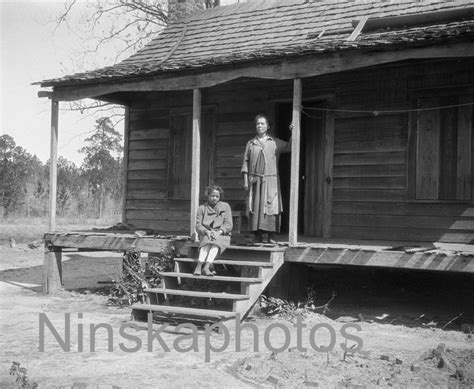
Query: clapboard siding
332 227 473 243
327 60 473 243
124 103 174 230
214 120 254 200
122 59 474 242
333 201 474 217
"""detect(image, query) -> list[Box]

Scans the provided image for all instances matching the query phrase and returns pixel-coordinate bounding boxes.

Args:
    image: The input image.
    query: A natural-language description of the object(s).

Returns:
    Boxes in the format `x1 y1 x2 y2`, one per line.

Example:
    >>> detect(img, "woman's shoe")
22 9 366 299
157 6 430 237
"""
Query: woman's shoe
251 233 263 244
202 264 214 277
267 233 277 245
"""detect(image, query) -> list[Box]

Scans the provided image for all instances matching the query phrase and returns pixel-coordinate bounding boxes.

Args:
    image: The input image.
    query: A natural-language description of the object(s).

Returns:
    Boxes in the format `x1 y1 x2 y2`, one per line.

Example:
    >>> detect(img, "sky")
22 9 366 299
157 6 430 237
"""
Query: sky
1 0 125 166
1 0 244 166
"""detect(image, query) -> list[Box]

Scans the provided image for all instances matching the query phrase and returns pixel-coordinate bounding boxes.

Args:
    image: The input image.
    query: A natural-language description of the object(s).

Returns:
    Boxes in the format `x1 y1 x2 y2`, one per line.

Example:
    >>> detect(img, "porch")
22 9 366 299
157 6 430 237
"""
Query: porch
43 230 474 292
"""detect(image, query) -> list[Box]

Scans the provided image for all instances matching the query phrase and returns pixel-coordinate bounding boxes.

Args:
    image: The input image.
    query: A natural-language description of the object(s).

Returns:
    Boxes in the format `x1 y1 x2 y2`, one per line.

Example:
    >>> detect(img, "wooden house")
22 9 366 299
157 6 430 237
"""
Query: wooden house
38 0 474 322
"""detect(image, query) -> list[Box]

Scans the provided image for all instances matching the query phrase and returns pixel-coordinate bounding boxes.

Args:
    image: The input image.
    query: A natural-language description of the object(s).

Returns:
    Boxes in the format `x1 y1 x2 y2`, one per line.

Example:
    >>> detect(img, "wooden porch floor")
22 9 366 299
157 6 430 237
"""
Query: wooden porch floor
43 230 474 274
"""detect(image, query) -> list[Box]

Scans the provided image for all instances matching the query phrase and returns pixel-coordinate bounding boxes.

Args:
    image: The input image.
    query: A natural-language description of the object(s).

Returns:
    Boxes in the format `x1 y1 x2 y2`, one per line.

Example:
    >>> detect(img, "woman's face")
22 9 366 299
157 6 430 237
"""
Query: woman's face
255 117 269 137
208 189 220 206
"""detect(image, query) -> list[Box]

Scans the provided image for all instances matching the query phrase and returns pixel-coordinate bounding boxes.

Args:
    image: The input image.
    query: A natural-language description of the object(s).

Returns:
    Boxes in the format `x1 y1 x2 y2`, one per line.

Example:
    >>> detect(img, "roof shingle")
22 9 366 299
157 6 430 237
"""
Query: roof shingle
40 0 474 87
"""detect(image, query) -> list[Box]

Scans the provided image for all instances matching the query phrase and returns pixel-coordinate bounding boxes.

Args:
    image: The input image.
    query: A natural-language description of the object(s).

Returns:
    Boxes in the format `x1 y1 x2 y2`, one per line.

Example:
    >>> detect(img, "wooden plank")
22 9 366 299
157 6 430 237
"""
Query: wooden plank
126 199 190 211
128 149 168 160
144 288 250 300
333 214 474 230
129 108 168 121
129 118 169 130
332 188 406 202
51 42 473 101
333 164 406 178
122 106 130 224
216 156 243 168
108 218 184 231
190 88 201 240
174 257 273 267
161 272 262 283
216 134 253 147
126 190 167 200
128 160 167 170
215 145 245 157
284 247 474 273
127 180 167 190
126 209 190 221
128 128 169 140
303 109 322 236
333 201 474 217
49 99 59 232
457 96 472 200
42 249 62 294
407 99 418 200
331 226 474 243
439 100 458 200
131 303 235 319
216 122 255 136
416 98 440 199
215 168 242 179
289 78 302 246
334 151 406 166
333 176 406 189
44 233 185 252
128 139 169 150
323 111 334 238
169 114 192 199
127 170 167 180
347 15 369 41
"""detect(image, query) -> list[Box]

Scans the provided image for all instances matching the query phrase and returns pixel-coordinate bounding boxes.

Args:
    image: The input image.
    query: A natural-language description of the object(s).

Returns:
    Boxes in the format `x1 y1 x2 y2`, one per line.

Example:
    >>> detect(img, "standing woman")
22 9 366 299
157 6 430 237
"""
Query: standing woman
241 114 292 244
194 185 233 276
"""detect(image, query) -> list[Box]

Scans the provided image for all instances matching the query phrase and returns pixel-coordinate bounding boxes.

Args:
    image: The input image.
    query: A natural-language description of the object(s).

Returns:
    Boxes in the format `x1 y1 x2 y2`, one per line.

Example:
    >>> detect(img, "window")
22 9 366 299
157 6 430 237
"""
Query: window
409 95 473 201
168 109 215 199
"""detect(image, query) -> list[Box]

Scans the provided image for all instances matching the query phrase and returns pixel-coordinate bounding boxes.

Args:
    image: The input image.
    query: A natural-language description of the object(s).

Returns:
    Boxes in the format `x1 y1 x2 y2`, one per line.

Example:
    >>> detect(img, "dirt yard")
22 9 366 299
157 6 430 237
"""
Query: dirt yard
1 227 473 388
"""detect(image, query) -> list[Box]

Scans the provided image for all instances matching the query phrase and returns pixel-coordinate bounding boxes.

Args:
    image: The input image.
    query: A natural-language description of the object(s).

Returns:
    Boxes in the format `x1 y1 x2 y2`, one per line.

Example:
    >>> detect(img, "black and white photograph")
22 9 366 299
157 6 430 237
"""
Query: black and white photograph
1 0 473 387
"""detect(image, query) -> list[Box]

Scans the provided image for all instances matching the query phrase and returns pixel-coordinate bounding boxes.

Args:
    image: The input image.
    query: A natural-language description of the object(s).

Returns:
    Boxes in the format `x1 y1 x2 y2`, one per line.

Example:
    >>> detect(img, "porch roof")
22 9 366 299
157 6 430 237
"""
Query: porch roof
40 0 474 88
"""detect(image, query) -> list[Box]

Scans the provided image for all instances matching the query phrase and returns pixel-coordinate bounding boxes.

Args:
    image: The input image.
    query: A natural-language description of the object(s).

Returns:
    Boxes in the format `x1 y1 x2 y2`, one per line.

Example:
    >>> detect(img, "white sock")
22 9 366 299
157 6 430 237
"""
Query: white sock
198 245 210 263
206 245 220 264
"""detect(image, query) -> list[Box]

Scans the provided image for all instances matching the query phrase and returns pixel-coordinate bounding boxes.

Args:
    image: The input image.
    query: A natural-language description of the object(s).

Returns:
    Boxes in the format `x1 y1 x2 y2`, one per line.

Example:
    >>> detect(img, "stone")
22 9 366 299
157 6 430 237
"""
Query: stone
411 364 421 373
267 375 279 385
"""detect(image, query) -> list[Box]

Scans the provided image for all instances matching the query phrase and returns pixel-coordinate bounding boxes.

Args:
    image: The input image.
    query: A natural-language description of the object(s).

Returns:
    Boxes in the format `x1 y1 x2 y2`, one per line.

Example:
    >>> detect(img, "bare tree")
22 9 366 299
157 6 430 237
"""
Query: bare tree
50 1 220 119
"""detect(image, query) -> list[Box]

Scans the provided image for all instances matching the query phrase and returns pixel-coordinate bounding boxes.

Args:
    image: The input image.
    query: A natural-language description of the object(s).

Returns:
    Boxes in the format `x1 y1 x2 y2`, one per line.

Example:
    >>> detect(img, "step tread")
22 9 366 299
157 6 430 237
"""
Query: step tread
144 288 250 300
190 243 286 252
160 272 262 283
131 303 235 319
174 257 273 267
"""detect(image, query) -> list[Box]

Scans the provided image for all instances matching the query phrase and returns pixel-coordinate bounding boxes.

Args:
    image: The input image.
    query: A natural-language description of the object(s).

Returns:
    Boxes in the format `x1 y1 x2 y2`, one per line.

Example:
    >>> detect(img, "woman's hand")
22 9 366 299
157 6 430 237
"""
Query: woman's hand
243 173 249 191
289 123 294 132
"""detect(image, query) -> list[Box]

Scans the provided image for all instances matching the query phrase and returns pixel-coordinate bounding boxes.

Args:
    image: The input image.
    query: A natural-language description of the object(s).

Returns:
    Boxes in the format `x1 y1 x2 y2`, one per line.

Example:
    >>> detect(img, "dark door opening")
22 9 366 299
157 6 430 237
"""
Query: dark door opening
275 101 326 236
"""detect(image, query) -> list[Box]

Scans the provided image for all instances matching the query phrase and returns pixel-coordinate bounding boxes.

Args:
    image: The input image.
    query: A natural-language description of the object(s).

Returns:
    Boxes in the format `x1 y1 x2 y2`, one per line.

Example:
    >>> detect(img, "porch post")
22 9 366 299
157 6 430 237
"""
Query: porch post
190 88 201 240
289 79 302 246
48 99 59 232
121 106 130 224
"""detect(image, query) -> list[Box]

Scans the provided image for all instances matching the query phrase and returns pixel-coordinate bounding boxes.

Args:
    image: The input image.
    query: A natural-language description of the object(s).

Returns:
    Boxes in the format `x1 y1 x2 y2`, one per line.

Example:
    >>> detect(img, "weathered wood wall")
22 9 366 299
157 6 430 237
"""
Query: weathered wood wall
124 58 474 243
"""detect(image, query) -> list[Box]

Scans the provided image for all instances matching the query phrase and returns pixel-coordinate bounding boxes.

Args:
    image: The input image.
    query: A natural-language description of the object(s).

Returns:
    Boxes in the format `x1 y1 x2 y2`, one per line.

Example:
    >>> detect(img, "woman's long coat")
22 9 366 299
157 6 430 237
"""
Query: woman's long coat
241 135 290 216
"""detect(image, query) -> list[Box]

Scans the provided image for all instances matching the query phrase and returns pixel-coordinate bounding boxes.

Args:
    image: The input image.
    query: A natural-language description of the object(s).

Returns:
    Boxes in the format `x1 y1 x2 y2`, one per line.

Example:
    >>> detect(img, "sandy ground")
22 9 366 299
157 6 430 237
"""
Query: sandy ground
1 243 473 388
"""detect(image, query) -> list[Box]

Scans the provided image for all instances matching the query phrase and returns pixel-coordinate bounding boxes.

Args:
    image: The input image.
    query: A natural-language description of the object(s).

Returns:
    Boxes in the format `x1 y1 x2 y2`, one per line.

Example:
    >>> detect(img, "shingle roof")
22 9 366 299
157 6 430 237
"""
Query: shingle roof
41 0 474 87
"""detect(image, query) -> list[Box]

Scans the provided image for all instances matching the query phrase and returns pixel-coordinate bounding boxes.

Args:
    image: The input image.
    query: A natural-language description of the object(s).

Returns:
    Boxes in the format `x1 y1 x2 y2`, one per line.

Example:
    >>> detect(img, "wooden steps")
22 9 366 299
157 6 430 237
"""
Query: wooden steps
131 246 285 325
158 272 262 283
131 303 235 320
144 288 250 300
174 257 274 267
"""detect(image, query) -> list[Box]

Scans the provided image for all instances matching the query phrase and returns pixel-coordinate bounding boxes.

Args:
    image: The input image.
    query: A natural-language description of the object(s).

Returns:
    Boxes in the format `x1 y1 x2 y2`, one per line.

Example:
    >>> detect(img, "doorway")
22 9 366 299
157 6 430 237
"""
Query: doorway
275 101 326 236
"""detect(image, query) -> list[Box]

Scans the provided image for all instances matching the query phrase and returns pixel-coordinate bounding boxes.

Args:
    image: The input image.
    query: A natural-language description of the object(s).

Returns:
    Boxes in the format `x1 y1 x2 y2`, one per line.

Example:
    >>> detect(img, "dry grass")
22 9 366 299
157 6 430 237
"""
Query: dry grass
0 216 120 243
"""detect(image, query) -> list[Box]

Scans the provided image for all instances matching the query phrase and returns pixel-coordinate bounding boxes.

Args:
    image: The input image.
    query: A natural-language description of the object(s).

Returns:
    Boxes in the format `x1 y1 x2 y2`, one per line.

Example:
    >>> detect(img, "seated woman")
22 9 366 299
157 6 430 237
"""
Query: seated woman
194 185 233 276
